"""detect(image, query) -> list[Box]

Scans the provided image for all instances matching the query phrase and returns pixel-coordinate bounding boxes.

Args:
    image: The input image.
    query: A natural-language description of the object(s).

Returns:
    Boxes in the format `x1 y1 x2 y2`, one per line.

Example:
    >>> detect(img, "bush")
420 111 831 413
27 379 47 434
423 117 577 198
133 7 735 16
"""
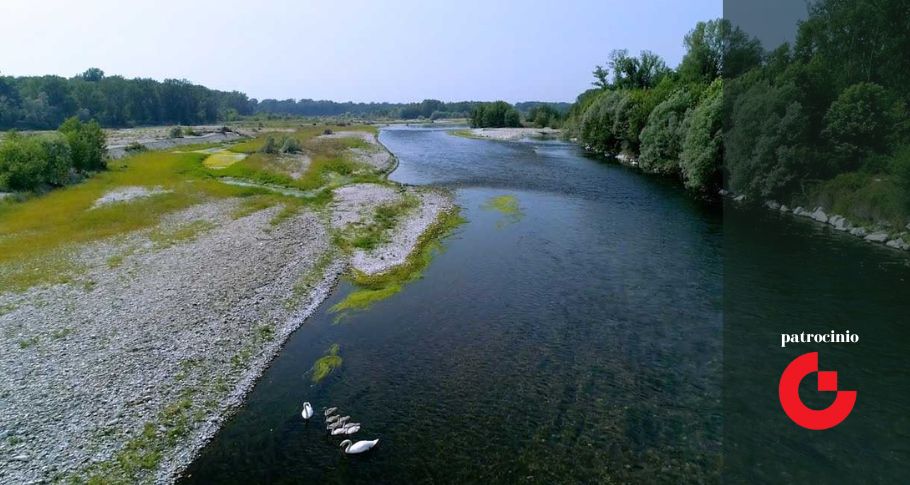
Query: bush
259 136 278 154
168 126 184 138
59 117 106 171
279 136 302 154
0 132 72 191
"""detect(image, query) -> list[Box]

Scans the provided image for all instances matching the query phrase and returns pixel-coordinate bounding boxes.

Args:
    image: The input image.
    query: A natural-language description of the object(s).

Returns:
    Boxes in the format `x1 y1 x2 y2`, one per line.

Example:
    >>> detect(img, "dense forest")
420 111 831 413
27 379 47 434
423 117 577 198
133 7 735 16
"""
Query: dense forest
565 0 910 228
0 71 561 129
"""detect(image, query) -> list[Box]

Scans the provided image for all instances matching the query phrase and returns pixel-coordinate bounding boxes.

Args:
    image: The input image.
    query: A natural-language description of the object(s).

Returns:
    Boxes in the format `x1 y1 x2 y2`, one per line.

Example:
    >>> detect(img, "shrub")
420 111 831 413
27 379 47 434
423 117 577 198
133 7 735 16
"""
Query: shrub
279 136 302 154
0 132 72 191
59 117 106 171
168 126 184 138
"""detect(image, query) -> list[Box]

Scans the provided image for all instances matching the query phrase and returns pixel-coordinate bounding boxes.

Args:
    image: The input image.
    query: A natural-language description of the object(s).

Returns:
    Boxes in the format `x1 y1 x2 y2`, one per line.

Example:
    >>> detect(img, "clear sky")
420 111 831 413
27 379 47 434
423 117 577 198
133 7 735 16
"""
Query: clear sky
0 0 720 103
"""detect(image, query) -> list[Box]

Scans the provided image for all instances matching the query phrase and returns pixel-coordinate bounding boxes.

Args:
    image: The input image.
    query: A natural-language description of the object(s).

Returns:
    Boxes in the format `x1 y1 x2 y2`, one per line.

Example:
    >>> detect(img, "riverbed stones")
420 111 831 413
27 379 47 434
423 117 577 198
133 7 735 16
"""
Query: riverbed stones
864 232 890 243
810 207 828 223
886 238 909 250
765 200 781 210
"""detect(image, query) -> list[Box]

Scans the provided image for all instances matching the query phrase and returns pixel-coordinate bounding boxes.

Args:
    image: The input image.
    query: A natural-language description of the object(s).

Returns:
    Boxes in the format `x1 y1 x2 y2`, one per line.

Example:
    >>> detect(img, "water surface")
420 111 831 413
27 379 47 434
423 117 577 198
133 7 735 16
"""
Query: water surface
183 126 725 483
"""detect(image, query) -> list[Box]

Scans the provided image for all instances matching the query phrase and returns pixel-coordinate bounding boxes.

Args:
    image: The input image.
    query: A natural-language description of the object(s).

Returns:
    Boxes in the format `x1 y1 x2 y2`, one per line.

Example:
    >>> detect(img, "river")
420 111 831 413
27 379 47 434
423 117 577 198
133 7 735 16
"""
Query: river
180 126 908 483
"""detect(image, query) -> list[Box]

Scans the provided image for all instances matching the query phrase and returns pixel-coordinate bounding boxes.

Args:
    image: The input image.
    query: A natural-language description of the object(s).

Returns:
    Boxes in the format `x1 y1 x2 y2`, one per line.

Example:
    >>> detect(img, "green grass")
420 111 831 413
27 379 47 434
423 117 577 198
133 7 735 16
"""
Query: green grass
449 129 482 139
148 220 215 249
0 150 255 291
331 205 465 318
336 194 419 251
311 343 342 383
79 392 197 485
202 150 246 169
803 172 909 231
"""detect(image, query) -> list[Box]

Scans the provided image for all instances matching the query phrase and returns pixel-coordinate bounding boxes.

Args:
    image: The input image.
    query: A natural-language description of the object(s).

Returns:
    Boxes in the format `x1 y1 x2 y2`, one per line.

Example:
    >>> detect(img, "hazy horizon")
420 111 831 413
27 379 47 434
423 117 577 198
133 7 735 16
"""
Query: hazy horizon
1 0 720 103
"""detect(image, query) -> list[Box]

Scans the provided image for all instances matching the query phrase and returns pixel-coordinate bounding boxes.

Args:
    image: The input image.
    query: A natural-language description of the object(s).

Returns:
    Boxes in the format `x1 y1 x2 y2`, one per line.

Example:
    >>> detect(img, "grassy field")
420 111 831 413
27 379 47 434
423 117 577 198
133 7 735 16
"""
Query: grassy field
0 124 385 292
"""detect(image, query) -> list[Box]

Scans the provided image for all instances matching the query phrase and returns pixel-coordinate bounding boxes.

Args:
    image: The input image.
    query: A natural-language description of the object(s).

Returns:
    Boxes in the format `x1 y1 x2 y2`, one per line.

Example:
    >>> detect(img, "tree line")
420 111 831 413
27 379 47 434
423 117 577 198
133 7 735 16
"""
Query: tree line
565 0 910 226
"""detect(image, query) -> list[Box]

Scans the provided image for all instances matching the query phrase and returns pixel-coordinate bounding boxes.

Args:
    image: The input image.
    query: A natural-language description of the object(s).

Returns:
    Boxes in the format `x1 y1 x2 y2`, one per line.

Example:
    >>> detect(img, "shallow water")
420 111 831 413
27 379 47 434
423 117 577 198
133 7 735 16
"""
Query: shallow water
184 127 910 483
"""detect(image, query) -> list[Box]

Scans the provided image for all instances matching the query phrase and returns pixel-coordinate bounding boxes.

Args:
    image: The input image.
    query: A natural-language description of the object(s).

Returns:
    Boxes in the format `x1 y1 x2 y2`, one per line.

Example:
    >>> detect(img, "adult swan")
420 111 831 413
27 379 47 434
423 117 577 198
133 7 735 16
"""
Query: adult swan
301 402 314 420
340 439 379 454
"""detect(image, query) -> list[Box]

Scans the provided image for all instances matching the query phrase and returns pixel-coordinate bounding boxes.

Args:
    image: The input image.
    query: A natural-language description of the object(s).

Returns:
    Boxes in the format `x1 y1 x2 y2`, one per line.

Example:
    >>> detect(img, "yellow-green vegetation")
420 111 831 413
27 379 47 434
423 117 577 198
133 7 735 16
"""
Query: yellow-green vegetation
311 343 342 383
0 127 373 292
331 206 465 318
202 150 247 169
0 149 260 291
148 220 215 249
449 129 482 140
482 194 524 227
78 391 198 485
336 194 419 251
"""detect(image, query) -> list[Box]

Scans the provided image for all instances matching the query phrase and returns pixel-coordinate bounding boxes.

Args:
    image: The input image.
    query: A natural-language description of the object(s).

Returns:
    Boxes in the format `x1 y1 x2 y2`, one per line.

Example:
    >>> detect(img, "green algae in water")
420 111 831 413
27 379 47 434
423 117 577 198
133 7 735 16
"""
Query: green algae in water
311 344 342 383
482 194 523 227
330 206 465 321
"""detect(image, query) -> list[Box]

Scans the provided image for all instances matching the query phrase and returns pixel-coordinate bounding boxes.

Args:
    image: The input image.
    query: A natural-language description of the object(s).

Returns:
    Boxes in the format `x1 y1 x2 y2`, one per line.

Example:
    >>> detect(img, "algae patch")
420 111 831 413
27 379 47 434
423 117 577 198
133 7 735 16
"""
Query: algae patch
330 206 465 320
311 343 342 383
482 194 524 227
202 150 247 169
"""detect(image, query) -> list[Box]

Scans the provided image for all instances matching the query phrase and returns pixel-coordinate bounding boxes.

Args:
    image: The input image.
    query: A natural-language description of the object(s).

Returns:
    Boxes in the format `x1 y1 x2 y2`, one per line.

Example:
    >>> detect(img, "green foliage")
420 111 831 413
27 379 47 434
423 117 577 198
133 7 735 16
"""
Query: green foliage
470 101 522 128
59 116 106 171
0 131 71 190
678 19 762 83
639 88 695 174
726 80 810 199
680 79 724 190
168 126 184 138
526 104 562 128
822 82 902 171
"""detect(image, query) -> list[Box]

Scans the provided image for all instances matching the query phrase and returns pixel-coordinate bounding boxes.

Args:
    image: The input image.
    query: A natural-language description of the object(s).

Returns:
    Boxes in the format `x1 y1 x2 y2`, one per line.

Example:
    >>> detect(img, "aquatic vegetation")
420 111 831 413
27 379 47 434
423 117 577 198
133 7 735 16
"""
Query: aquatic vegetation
482 194 524 227
330 284 403 314
311 343 343 383
331 206 465 319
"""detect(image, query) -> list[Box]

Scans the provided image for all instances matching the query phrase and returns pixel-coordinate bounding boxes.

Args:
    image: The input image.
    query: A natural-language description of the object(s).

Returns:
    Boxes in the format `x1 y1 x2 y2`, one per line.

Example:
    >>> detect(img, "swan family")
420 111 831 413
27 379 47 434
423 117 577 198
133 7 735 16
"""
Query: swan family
300 402 379 454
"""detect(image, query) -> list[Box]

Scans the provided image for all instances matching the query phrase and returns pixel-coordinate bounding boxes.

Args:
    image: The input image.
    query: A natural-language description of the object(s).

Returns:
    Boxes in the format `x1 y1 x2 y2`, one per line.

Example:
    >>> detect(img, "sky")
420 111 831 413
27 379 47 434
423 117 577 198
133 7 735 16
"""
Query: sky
0 0 720 103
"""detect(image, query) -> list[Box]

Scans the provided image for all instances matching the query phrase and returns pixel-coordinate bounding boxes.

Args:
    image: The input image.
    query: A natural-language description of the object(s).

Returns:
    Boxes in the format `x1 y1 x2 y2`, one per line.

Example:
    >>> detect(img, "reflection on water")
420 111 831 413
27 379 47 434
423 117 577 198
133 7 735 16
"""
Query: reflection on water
182 126 723 483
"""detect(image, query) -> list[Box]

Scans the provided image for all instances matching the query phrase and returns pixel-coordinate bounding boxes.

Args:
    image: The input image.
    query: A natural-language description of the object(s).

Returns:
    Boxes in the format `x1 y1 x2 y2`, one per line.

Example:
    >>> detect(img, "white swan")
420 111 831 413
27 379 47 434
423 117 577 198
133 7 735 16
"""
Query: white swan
301 402 314 420
326 415 341 424
337 416 350 424
331 426 348 436
327 421 343 431
340 439 379 454
324 407 338 417
341 424 360 435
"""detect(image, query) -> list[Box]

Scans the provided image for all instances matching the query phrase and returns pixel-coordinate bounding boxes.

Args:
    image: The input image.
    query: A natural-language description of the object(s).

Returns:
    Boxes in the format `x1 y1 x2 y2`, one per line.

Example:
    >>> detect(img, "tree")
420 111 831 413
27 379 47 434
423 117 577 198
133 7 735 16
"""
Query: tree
678 19 762 83
822 82 901 171
680 79 724 190
639 88 695 174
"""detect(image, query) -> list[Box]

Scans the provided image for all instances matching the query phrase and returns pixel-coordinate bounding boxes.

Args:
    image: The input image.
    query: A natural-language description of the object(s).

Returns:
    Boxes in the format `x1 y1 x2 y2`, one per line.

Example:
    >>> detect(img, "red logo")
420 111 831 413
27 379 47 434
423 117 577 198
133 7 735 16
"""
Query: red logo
779 352 856 430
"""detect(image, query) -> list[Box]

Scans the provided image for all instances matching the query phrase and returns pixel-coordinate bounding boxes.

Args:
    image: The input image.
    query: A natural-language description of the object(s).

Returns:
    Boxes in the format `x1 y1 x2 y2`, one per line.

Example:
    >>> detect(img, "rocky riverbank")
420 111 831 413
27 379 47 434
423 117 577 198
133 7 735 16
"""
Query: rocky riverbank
0 128 454 484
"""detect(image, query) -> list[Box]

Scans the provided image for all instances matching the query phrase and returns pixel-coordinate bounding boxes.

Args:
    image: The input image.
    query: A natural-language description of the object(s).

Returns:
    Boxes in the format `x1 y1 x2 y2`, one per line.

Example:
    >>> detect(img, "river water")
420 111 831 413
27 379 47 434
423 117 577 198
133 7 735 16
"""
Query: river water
182 126 907 483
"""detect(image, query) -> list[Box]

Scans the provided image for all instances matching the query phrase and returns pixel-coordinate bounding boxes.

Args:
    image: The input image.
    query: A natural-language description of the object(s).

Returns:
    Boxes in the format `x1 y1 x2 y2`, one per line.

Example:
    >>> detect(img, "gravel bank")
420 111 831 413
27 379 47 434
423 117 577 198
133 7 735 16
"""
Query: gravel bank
0 128 455 483
466 127 560 141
